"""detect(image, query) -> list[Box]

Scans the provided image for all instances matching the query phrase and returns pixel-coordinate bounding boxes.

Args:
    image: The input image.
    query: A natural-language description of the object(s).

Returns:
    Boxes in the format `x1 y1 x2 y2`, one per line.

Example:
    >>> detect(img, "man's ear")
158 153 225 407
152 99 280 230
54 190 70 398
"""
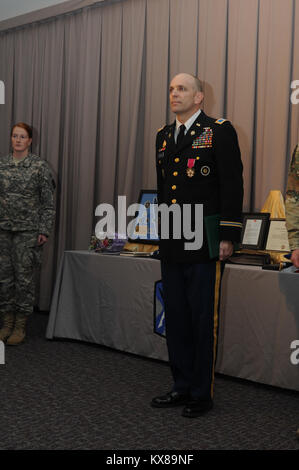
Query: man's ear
194 91 204 106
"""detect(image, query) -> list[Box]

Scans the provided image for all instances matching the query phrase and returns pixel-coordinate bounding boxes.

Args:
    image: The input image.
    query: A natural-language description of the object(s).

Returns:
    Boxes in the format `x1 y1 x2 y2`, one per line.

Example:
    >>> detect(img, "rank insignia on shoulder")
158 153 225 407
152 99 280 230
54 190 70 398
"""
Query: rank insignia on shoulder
215 118 227 124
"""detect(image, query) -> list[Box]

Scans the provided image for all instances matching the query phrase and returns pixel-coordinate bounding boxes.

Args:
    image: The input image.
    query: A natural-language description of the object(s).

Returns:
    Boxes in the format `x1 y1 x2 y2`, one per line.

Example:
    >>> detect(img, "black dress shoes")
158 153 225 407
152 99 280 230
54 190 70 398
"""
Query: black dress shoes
151 391 190 408
182 399 213 418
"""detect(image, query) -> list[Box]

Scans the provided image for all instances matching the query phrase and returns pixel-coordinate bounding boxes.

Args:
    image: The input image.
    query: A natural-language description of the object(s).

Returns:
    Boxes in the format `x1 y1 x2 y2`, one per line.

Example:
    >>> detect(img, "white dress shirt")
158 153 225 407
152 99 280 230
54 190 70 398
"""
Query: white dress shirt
174 109 202 143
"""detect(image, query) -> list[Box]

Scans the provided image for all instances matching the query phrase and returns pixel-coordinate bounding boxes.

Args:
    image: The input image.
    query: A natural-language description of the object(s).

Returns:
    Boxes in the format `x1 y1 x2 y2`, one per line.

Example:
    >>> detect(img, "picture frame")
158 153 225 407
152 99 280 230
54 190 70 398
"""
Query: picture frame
128 190 159 244
265 218 290 252
240 212 270 250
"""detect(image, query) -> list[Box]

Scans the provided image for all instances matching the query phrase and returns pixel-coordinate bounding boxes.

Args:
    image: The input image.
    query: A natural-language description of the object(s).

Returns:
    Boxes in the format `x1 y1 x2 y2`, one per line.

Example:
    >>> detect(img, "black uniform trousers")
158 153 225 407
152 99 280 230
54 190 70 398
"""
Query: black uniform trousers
161 259 222 401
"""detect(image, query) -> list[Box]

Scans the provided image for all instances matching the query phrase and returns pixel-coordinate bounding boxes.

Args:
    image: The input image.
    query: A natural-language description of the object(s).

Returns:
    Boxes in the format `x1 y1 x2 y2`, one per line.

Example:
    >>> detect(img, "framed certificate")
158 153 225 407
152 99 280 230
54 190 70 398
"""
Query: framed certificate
240 212 270 250
265 218 290 252
128 190 159 244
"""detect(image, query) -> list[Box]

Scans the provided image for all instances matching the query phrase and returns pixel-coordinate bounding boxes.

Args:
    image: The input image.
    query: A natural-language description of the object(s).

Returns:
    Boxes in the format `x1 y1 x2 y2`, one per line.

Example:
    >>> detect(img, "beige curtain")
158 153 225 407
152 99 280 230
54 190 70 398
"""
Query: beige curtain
0 0 299 309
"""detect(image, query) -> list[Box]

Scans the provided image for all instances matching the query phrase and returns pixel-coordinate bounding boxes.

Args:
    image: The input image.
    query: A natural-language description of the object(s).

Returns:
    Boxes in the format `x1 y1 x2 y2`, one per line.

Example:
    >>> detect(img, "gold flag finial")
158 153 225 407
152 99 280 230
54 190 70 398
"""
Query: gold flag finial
261 190 286 218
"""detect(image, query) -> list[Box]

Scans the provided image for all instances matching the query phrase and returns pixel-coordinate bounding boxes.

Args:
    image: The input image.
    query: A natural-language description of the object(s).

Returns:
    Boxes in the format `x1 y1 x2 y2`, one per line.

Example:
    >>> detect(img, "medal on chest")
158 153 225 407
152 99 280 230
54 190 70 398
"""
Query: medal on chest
186 159 195 177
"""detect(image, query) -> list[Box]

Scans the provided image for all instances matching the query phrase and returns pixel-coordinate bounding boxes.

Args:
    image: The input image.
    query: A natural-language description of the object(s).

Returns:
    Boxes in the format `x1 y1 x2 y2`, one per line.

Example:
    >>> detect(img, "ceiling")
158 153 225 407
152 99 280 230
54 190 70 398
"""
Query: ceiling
0 0 70 22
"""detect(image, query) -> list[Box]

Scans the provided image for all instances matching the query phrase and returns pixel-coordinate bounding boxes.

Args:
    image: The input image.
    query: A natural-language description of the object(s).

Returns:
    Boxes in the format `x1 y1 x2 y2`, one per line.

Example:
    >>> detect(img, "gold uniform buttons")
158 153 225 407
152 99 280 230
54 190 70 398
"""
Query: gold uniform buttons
172 185 177 190
174 157 180 163
173 171 178 176
171 199 177 204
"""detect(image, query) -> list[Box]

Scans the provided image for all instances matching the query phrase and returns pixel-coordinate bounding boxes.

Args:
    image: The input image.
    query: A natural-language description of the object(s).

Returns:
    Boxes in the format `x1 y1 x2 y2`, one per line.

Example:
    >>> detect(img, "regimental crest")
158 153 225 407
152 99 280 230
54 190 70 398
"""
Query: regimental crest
153 280 166 338
158 139 167 152
192 127 213 148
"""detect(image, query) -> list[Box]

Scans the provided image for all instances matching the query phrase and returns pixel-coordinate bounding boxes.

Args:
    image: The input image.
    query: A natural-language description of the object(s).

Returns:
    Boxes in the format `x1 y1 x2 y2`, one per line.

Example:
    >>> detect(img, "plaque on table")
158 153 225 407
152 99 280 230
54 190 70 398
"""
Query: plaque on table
265 218 290 252
228 252 271 266
240 213 270 250
128 189 159 244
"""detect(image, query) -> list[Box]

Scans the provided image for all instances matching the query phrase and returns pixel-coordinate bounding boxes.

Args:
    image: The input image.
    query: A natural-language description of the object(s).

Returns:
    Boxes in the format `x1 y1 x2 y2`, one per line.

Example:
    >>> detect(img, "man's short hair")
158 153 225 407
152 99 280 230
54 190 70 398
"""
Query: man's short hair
192 76 203 93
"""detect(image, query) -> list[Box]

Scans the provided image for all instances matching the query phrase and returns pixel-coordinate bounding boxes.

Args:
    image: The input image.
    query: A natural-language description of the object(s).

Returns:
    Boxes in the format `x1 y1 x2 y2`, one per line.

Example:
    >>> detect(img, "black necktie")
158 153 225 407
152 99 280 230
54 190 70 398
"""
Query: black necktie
176 124 185 147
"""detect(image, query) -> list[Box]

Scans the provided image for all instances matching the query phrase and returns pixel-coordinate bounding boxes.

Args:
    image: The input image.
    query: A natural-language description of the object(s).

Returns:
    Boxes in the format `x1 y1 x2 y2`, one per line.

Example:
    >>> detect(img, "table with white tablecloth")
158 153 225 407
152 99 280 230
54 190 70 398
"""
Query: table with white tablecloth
46 251 168 361
46 251 299 391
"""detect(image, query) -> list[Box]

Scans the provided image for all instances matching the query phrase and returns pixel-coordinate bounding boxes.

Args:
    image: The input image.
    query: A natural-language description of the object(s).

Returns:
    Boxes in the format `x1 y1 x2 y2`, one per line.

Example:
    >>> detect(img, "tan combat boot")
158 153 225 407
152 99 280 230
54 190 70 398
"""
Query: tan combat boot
0 313 15 342
6 313 28 345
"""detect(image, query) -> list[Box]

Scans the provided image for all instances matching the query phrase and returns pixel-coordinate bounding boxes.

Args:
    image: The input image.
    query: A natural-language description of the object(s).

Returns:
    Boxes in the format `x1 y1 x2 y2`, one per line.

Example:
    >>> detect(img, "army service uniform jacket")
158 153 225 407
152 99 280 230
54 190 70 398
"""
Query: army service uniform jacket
0 153 56 237
156 111 244 263
286 144 299 250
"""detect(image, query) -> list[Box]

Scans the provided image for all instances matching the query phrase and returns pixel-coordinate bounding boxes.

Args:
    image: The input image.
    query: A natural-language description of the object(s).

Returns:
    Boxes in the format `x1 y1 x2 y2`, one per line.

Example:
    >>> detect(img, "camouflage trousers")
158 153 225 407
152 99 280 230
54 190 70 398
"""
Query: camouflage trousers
0 230 42 316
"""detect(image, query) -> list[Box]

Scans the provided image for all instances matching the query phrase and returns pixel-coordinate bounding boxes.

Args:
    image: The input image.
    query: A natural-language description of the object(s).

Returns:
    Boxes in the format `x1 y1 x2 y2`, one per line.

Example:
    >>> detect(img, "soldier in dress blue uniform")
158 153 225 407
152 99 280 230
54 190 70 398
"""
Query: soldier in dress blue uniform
151 73 243 417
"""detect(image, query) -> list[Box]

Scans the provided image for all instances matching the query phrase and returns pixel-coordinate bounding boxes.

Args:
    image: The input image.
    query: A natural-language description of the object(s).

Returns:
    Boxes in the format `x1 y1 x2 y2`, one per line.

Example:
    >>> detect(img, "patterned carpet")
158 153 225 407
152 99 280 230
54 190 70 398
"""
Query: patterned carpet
0 312 299 450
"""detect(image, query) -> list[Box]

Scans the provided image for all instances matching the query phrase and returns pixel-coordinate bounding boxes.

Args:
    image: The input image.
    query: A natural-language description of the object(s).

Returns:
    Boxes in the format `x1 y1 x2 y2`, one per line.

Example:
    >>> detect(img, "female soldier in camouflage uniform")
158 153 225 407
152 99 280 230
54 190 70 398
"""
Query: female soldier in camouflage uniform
0 123 55 344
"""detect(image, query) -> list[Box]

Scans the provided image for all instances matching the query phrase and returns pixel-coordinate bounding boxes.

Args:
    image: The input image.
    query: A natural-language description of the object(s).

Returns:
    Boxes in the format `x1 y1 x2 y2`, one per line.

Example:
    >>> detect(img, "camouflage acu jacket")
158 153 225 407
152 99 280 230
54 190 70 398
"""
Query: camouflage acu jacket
285 144 299 250
0 153 55 236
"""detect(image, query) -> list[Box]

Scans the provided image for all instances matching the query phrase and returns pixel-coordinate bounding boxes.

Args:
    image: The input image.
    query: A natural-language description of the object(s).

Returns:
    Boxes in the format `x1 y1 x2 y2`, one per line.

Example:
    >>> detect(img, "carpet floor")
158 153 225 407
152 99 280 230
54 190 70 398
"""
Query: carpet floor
1 312 299 451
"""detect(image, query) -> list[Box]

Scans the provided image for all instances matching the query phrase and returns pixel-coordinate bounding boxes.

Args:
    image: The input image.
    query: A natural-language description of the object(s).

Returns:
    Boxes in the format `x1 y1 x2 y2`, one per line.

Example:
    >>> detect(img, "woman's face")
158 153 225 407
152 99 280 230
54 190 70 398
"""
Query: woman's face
11 126 32 154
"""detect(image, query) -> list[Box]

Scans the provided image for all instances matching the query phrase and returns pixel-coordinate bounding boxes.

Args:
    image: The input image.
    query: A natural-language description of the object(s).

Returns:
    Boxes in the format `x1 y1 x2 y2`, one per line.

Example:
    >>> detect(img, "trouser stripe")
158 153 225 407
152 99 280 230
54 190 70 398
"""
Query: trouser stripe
211 260 222 398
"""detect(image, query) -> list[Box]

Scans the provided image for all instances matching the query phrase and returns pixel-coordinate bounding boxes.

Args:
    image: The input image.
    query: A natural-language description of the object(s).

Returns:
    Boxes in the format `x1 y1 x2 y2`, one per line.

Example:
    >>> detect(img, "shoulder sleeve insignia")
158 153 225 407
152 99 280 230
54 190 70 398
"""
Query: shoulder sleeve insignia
215 118 228 125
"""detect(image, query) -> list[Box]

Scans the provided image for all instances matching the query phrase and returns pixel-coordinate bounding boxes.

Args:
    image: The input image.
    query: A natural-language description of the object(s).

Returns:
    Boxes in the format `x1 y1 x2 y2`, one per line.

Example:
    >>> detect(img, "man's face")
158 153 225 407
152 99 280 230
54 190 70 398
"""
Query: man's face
169 74 203 118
